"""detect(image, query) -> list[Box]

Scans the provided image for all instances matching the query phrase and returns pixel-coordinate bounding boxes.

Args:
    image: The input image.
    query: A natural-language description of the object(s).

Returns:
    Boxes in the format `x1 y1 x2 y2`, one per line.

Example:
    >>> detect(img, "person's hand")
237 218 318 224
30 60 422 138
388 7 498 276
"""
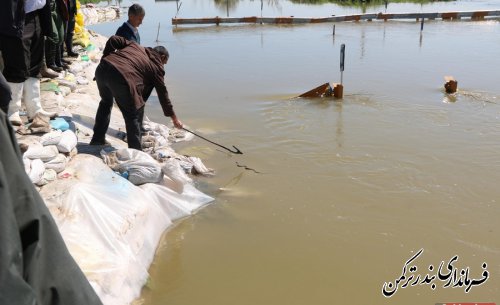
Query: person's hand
171 115 183 129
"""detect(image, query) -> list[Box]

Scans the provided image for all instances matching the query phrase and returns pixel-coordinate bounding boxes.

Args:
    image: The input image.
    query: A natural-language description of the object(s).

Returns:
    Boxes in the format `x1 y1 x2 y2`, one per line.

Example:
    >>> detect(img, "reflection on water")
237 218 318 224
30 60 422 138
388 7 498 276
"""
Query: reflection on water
90 0 500 304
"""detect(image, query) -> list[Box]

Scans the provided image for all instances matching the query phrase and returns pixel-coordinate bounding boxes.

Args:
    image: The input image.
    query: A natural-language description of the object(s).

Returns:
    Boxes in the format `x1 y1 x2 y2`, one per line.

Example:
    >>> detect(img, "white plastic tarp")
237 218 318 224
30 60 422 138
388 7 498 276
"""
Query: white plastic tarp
40 154 213 305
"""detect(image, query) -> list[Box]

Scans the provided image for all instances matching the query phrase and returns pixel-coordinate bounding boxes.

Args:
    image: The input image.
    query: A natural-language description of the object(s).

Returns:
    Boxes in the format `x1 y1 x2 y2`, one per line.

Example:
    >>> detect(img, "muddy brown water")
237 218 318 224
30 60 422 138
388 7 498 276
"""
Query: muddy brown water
89 0 500 303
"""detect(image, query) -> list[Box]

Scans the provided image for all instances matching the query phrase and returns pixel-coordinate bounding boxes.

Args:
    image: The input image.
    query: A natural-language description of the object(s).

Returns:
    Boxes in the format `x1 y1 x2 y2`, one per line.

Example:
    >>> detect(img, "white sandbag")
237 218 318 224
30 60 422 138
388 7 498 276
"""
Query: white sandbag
161 158 192 186
45 154 68 173
28 159 45 184
57 130 78 153
187 156 215 176
59 85 72 96
152 147 176 161
143 117 191 144
76 76 89 85
68 62 84 74
123 160 163 185
101 148 163 185
141 135 157 149
57 79 77 92
24 145 59 162
23 157 31 175
36 169 57 186
40 130 63 146
143 130 168 148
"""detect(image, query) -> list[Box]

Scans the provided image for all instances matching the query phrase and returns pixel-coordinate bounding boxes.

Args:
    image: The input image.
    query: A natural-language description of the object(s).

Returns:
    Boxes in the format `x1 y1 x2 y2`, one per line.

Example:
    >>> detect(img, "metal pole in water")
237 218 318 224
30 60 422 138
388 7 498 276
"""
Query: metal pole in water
175 0 182 18
420 18 424 31
156 23 160 42
333 24 336 36
340 43 345 85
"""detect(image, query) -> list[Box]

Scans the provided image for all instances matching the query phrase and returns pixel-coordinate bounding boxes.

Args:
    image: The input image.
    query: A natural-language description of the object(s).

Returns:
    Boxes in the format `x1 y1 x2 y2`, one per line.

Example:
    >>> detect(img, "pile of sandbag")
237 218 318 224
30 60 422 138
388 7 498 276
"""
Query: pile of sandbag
80 5 120 26
103 118 215 187
23 129 78 186
100 148 209 190
141 117 193 150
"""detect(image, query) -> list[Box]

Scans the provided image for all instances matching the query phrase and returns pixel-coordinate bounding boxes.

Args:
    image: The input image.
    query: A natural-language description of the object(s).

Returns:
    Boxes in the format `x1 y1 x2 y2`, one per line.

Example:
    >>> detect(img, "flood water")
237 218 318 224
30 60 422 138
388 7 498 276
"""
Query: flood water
89 1 500 304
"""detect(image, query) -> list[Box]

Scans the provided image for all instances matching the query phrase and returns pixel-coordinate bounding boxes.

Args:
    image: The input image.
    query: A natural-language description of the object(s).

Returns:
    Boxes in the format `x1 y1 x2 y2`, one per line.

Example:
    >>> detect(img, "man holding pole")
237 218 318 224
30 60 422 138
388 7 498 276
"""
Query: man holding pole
90 35 183 150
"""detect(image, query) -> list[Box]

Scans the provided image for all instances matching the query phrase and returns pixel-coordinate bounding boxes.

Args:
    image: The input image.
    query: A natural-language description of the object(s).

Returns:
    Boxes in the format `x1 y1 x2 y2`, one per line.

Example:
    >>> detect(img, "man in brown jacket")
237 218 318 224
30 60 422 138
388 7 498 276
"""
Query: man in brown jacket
90 35 182 150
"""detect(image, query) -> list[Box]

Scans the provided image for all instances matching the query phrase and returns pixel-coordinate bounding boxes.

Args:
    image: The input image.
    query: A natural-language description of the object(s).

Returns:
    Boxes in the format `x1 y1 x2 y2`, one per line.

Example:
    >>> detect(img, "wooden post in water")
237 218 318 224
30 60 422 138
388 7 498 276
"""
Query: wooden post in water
333 24 335 36
444 76 458 93
332 83 343 98
420 18 424 31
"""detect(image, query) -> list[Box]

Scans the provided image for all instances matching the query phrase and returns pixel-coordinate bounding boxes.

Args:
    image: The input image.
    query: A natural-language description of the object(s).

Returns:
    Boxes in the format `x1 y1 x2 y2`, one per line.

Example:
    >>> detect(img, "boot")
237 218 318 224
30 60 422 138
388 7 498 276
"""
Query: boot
55 45 69 70
40 62 60 79
23 77 57 120
66 31 79 57
7 82 24 126
46 40 63 73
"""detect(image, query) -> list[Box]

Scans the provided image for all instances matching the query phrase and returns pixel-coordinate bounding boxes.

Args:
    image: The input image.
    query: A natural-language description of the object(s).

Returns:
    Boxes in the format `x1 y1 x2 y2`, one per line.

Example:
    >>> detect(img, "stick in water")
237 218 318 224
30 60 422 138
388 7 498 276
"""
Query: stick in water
182 127 243 154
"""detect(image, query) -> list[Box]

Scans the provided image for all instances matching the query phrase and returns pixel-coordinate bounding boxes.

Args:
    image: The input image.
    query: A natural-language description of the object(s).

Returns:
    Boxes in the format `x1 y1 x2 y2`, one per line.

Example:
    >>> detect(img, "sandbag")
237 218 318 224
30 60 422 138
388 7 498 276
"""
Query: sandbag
24 145 59 162
23 157 31 175
57 130 78 153
123 160 163 185
161 158 192 186
45 154 68 173
40 130 63 146
36 169 57 186
101 148 163 185
188 156 215 176
28 159 46 184
76 11 85 27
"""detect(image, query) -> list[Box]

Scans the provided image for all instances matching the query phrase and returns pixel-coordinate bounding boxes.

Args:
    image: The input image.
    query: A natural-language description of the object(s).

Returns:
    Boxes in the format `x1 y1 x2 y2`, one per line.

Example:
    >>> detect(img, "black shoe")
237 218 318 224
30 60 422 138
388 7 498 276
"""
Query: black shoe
67 50 79 57
48 65 63 72
89 135 109 145
89 139 107 146
56 62 70 70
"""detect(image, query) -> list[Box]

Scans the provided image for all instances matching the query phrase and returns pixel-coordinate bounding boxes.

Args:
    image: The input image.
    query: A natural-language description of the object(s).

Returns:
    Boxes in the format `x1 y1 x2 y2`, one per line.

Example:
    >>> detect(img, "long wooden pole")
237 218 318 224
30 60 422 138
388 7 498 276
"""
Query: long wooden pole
172 10 500 25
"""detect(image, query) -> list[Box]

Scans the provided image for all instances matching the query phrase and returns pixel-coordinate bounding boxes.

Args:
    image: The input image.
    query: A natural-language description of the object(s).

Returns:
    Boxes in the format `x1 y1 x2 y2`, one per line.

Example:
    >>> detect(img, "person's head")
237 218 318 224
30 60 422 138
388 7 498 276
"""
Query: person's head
153 46 169 65
128 4 145 28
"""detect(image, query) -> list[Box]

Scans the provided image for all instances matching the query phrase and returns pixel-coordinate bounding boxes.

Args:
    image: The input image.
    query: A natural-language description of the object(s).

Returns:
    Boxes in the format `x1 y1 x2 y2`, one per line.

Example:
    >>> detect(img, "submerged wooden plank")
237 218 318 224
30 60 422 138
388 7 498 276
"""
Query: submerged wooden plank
299 83 332 98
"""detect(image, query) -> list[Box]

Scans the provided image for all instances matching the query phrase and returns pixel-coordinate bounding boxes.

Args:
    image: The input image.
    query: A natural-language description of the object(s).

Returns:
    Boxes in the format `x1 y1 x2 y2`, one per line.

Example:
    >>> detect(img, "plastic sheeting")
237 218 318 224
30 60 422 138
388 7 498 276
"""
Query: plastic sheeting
40 154 214 305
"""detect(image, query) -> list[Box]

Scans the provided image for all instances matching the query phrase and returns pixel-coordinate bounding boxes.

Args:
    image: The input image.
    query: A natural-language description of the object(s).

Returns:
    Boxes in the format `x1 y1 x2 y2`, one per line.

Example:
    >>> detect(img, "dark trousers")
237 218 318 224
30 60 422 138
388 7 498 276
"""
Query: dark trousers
65 16 76 52
92 61 142 150
0 12 44 83
0 72 11 114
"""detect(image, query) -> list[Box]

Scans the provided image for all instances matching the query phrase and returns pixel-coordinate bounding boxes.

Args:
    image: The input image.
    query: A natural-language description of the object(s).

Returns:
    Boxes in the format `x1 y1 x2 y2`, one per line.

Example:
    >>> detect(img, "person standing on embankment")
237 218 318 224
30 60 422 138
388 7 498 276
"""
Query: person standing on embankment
0 0 57 126
115 3 144 44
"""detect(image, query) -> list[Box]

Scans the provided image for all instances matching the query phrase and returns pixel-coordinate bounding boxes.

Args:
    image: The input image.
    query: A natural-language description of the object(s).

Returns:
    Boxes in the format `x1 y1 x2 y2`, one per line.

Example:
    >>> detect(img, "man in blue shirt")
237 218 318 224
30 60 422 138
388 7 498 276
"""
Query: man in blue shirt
115 4 144 44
